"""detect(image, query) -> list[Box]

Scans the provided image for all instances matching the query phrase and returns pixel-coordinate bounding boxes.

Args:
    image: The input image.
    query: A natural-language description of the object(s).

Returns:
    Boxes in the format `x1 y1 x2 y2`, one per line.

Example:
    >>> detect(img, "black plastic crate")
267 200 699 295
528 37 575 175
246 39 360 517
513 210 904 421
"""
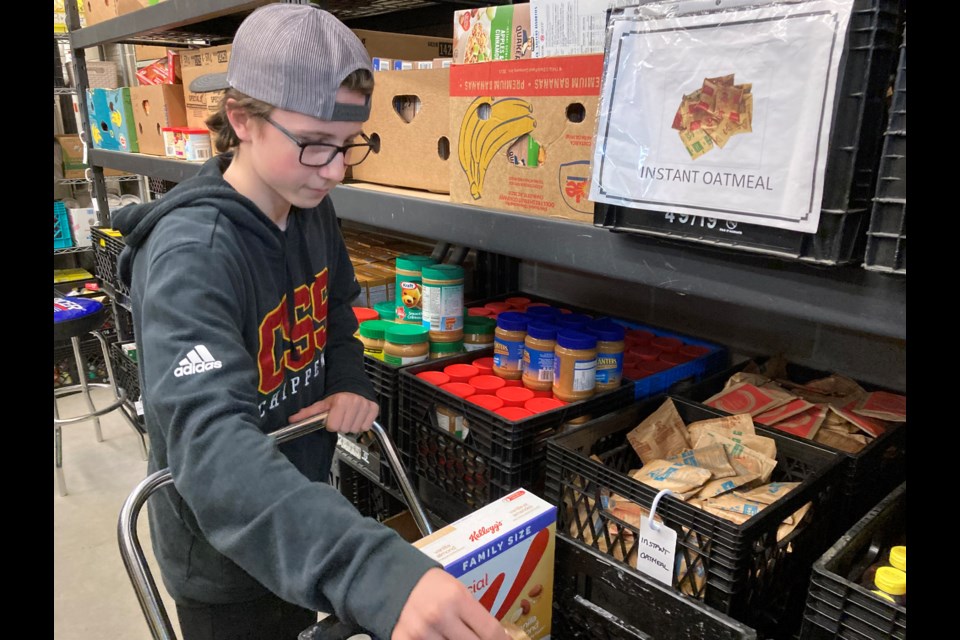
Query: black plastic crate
329 452 408 523
545 397 845 638
110 341 141 402
54 334 115 388
553 533 757 640
398 348 635 522
90 227 129 296
864 25 906 275
594 0 902 266
676 358 906 533
799 483 906 640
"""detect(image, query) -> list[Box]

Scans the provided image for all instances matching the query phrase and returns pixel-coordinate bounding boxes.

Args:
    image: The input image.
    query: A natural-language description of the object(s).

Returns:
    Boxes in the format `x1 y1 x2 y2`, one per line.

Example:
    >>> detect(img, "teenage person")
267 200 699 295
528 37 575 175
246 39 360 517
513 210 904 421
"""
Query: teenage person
114 5 505 639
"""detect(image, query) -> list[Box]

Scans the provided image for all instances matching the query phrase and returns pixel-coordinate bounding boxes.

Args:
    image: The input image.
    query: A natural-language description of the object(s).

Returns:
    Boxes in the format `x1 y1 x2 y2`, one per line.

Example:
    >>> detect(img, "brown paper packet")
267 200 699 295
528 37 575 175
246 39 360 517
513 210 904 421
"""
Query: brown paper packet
733 481 800 506
688 414 756 444
697 433 778 483
630 461 712 497
679 127 714 160
813 428 868 454
694 429 778 462
755 398 814 426
830 403 888 438
704 382 792 416
703 493 766 524
626 399 691 464
696 472 761 499
666 443 737 479
853 390 906 422
776 501 813 542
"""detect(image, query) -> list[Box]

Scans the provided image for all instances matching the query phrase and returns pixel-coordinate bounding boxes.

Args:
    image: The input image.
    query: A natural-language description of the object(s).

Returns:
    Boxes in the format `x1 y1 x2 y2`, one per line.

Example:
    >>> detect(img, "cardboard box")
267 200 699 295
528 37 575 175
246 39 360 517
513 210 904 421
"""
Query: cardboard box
179 44 231 130
453 4 533 64
83 0 156 27
134 44 187 61
353 265 392 308
413 488 556 639
449 55 601 222
86 88 139 153
531 0 636 58
162 127 212 162
353 29 453 61
68 207 98 247
66 60 119 89
129 84 187 156
55 134 128 178
350 68 450 194
54 0 86 32
136 50 182 86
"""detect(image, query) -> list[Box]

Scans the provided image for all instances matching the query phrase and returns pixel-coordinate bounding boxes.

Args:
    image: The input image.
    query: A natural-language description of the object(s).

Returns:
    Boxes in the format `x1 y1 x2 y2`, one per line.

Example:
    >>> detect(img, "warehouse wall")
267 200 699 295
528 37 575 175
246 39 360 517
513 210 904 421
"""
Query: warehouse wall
520 262 906 392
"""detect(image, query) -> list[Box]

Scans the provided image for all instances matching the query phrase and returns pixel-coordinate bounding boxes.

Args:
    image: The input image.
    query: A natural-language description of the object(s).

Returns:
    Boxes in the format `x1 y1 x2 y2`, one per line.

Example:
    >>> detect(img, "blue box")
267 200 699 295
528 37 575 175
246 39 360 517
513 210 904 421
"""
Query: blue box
86 88 139 153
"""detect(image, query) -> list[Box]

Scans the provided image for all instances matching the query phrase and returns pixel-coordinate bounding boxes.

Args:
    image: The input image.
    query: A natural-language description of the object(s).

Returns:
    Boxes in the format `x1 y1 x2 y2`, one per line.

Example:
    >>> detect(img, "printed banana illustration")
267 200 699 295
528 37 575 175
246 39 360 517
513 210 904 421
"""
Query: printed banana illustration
457 97 536 200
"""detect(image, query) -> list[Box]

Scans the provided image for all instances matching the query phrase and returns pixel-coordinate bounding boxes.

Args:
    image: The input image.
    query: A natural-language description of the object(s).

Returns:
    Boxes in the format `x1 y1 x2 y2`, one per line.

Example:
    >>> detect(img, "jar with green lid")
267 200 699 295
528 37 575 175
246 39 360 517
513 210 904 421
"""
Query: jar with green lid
463 316 496 352
395 255 436 325
374 300 397 322
359 319 392 361
421 264 464 343
383 324 430 366
429 340 465 360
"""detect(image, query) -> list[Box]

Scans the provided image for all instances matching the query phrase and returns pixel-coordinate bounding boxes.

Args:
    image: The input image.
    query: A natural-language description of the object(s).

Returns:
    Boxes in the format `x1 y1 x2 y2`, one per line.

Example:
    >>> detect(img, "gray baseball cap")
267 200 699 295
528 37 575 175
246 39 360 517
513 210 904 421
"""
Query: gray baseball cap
189 3 373 122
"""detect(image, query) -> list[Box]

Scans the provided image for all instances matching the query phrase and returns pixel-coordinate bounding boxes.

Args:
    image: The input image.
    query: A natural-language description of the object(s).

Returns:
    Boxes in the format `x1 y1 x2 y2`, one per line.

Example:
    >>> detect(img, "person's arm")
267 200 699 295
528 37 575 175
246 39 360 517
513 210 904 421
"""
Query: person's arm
138 232 437 638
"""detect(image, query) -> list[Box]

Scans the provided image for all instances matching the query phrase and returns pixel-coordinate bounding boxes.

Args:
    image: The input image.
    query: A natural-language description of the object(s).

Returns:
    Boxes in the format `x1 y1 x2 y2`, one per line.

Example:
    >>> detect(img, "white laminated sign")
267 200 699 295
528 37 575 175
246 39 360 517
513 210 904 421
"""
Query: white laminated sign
589 0 855 233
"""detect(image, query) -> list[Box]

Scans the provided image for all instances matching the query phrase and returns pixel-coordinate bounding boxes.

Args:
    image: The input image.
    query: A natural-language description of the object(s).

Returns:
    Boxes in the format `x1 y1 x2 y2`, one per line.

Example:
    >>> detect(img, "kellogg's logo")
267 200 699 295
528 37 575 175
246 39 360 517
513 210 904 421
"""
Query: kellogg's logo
468 521 503 542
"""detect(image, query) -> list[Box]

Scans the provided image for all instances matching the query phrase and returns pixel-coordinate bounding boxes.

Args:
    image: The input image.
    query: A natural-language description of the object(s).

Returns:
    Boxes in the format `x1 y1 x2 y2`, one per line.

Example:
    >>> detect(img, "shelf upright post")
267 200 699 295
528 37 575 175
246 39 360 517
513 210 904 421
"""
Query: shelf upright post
65 0 111 227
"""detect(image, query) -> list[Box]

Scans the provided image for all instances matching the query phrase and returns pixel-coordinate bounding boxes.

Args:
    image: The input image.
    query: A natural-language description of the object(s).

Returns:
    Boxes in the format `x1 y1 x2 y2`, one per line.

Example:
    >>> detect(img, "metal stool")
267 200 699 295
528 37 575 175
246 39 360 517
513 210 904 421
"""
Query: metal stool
54 298 147 496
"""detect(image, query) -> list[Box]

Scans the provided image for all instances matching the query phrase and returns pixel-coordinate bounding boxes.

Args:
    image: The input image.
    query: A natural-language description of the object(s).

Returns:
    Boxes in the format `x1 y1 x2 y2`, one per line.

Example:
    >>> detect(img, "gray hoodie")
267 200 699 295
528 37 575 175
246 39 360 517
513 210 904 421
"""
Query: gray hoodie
113 154 437 637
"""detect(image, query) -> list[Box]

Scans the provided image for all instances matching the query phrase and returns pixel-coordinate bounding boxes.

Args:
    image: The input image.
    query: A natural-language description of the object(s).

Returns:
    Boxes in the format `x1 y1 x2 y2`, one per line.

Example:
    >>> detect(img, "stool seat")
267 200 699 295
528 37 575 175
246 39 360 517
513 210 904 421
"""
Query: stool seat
54 295 147 496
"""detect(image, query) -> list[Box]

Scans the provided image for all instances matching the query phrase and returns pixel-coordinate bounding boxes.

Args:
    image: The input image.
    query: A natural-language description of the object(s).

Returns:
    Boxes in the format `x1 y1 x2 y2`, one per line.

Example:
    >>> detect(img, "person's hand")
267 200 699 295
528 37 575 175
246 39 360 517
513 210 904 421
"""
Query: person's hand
393 568 507 640
287 392 378 433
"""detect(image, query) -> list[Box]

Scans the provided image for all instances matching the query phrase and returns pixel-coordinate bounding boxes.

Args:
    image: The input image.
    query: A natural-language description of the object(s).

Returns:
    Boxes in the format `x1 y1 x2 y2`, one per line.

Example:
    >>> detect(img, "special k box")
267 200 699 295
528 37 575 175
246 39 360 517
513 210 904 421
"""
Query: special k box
413 489 556 639
449 55 602 223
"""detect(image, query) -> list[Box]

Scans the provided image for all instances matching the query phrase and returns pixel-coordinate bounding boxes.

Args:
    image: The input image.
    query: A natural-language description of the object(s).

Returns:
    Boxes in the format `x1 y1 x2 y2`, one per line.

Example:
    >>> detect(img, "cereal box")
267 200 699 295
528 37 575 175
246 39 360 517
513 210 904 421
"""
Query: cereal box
414 488 556 639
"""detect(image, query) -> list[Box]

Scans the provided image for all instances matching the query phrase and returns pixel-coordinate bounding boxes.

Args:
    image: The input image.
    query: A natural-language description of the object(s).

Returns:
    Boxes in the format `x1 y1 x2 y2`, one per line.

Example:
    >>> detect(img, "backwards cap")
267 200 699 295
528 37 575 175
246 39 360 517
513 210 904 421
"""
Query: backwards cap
189 4 373 122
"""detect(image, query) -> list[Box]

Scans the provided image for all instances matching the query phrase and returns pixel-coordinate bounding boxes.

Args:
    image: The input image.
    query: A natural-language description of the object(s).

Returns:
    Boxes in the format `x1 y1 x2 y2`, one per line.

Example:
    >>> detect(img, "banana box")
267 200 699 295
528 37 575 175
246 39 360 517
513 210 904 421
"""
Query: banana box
86 88 139 153
350 68 451 194
449 54 602 223
413 488 556 640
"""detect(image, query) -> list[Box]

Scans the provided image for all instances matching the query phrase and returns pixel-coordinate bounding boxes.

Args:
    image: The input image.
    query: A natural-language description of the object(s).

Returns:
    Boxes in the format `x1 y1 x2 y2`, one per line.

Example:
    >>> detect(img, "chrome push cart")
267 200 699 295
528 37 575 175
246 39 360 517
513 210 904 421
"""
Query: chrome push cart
117 414 434 640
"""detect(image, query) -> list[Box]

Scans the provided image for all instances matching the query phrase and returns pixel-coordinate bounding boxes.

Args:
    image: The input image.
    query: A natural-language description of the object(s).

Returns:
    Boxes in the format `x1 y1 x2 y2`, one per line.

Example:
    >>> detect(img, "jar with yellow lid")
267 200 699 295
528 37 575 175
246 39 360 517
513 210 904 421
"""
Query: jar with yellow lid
552 330 597 403
585 319 625 392
522 322 556 392
383 324 430 366
421 264 464 343
463 316 496 352
358 319 392 361
395 255 436 325
493 312 528 380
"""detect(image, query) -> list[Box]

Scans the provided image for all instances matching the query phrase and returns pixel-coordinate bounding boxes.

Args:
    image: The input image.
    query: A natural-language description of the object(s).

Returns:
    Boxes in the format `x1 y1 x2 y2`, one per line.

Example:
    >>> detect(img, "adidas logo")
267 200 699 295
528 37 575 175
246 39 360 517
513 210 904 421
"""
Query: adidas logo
174 345 222 377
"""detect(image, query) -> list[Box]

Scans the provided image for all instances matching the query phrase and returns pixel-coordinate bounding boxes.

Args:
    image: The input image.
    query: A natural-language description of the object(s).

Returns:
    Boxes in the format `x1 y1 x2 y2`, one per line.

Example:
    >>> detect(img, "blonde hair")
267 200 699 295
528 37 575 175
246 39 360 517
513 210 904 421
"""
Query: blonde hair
206 69 375 154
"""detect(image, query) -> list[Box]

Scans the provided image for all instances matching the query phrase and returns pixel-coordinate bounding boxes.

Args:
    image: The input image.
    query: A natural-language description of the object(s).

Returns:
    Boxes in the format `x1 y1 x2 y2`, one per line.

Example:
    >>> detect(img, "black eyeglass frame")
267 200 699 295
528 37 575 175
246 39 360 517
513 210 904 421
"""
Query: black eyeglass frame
262 115 379 168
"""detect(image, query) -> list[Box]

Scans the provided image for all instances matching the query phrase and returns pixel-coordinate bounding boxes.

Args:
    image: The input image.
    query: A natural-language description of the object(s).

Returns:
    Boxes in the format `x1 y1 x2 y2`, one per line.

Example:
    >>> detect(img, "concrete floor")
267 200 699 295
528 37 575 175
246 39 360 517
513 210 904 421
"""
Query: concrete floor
54 386 179 640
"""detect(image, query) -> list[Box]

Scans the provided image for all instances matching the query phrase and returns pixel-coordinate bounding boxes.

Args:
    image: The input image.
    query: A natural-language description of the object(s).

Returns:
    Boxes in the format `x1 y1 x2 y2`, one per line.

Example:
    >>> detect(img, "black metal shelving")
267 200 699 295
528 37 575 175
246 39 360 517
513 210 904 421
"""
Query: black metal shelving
69 0 906 351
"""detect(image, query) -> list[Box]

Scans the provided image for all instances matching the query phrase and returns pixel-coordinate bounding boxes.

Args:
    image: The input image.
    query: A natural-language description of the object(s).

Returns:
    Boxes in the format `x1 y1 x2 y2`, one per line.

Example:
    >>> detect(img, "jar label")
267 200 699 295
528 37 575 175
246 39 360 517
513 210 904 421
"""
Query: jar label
493 336 524 370
363 347 385 361
396 279 424 323
523 347 555 381
555 356 597 392
422 282 464 333
595 352 624 385
384 352 428 366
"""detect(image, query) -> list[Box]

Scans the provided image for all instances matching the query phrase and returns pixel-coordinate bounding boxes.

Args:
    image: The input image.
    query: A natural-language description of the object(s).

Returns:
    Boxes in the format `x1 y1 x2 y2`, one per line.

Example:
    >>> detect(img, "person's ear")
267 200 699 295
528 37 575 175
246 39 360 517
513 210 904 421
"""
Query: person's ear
225 99 256 142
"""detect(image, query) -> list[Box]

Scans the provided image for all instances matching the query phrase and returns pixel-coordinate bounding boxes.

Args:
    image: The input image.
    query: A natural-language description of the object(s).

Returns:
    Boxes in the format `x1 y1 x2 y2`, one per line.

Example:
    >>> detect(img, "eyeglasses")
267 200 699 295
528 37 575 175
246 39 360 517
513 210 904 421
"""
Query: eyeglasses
262 116 379 168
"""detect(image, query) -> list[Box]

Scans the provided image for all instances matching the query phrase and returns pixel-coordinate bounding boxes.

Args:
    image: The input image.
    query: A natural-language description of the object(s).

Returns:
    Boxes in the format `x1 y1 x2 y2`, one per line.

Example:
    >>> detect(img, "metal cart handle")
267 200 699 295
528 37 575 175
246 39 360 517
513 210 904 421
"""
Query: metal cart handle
118 413 433 640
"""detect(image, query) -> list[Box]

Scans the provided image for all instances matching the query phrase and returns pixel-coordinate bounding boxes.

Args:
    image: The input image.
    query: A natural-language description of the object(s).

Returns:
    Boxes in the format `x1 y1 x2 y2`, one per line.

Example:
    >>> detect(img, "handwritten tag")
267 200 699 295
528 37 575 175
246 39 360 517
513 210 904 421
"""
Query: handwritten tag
636 515 677 586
